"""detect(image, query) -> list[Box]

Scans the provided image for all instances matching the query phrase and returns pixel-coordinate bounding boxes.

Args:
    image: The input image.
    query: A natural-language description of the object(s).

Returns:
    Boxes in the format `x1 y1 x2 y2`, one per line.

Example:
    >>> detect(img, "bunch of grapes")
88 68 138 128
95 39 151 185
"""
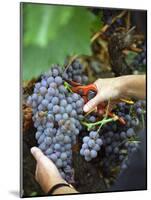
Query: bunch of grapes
63 60 88 84
132 42 146 73
103 9 124 25
76 96 146 185
27 65 85 181
80 131 103 161
102 9 125 36
98 100 146 177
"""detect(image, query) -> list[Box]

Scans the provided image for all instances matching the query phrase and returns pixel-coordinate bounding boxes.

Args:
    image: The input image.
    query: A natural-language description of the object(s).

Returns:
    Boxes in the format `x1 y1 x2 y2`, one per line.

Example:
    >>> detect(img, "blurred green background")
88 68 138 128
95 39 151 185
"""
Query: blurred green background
22 3 101 81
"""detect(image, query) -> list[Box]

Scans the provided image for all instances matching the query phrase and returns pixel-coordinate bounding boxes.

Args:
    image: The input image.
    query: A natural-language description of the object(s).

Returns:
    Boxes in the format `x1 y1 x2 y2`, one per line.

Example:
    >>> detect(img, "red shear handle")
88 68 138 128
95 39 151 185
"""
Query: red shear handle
71 83 97 95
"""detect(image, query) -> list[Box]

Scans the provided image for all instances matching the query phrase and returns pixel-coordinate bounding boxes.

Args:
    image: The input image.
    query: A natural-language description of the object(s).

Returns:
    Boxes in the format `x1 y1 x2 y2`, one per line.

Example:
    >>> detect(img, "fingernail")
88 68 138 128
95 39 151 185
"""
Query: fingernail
83 105 89 112
31 147 36 155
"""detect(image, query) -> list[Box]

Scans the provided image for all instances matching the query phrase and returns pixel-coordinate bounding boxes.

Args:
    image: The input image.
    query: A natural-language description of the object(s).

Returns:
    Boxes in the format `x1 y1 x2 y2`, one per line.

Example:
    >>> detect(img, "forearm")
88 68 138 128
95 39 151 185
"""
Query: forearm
118 75 146 99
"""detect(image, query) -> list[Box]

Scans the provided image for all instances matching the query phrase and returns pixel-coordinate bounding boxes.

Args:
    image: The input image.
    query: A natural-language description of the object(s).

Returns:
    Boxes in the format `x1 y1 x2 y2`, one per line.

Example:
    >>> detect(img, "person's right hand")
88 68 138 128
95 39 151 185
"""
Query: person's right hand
83 75 146 113
83 77 122 113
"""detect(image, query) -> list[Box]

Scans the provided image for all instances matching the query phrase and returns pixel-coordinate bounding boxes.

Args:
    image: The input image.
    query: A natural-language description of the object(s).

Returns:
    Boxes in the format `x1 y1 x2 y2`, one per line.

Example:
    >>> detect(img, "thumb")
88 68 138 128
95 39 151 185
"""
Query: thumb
31 146 44 162
83 94 101 113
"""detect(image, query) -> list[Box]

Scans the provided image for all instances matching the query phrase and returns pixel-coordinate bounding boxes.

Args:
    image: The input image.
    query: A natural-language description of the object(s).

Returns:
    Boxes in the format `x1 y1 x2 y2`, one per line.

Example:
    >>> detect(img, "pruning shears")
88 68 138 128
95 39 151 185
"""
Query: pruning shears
65 80 134 125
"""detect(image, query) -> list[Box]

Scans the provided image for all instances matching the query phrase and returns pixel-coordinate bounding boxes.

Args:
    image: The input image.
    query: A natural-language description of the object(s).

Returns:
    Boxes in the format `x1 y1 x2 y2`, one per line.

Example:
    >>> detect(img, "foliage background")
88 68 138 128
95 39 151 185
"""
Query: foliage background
22 3 101 80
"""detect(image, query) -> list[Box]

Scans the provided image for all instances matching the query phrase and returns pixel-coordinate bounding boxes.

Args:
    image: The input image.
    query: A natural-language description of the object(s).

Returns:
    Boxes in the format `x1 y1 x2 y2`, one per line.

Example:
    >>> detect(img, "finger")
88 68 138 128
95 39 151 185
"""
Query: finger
83 94 100 112
35 164 39 182
31 147 44 162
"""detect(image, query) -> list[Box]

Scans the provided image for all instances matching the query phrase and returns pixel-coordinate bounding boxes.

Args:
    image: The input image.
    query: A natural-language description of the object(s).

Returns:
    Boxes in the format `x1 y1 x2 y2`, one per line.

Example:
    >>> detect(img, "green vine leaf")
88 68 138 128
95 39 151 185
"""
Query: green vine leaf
22 3 101 80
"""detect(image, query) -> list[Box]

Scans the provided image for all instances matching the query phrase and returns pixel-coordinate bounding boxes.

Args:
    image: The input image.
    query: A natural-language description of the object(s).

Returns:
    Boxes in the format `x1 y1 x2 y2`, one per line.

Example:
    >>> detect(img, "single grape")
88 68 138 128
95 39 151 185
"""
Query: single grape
47 103 53 111
60 152 67 160
84 156 91 162
66 104 72 113
56 159 63 168
96 138 103 146
84 149 90 157
64 135 71 143
35 131 42 140
54 143 61 150
41 79 47 87
94 144 101 151
83 136 89 143
55 76 63 85
44 137 52 145
58 85 66 93
80 148 84 156
88 139 95 148
48 87 55 96
49 82 57 89
42 99 49 107
62 113 69 120
55 114 62 121
72 93 79 101
70 110 77 117
76 100 84 108
90 150 97 158
120 131 126 139
51 97 59 105
32 101 37 108
105 146 112 153
35 82 41 89
127 128 134 137
65 143 72 150
89 116 96 123
53 105 60 114
40 87 47 96
55 151 61 158
46 122 54 128
106 137 112 144
113 147 119 154
45 148 53 155
67 96 72 103
47 77 54 84
108 131 114 137
89 131 98 139
39 142 47 151
38 134 45 144
32 93 38 101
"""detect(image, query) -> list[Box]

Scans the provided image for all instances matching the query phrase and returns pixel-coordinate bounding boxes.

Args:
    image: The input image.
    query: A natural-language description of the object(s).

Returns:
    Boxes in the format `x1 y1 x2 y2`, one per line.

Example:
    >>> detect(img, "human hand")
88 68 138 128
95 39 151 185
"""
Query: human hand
31 147 67 193
83 77 123 113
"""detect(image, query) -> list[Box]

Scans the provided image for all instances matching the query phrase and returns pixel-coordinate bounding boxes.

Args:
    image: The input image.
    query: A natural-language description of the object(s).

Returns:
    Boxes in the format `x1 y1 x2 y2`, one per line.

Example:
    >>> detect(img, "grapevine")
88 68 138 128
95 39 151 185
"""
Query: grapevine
23 7 146 195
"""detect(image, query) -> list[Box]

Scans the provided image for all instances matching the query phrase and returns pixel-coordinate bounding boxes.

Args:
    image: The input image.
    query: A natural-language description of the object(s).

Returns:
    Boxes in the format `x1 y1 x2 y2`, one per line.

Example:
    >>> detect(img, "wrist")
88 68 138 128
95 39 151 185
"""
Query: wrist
47 183 78 195
44 177 67 194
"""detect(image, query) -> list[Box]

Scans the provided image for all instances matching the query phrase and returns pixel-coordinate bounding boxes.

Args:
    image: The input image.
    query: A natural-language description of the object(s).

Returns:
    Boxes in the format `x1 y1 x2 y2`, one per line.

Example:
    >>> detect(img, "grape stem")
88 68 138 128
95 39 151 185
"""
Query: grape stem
141 113 145 129
82 117 116 131
64 54 79 72
82 99 118 131
97 99 113 133
64 81 73 93
129 105 133 115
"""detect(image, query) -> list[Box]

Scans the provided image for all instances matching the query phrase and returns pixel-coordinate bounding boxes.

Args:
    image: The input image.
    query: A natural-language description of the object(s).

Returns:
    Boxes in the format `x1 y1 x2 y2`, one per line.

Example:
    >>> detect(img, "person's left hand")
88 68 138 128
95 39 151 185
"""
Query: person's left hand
31 147 67 193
